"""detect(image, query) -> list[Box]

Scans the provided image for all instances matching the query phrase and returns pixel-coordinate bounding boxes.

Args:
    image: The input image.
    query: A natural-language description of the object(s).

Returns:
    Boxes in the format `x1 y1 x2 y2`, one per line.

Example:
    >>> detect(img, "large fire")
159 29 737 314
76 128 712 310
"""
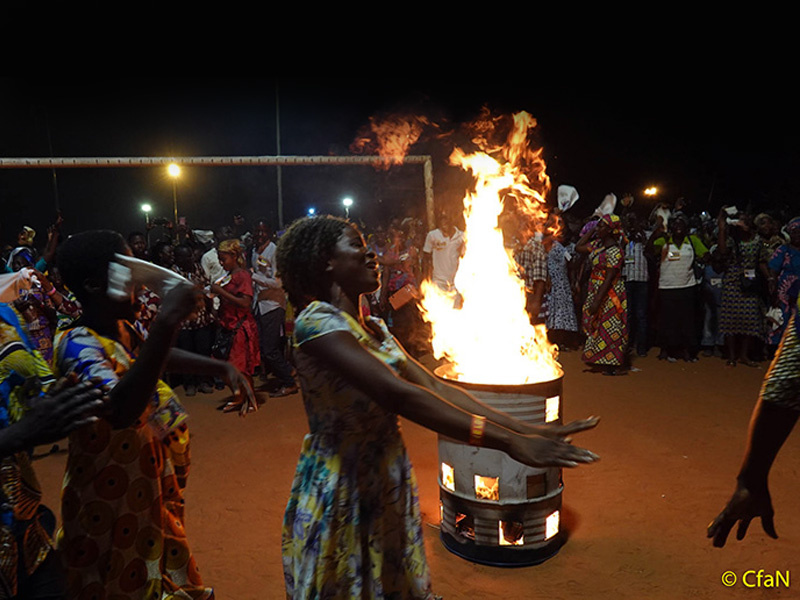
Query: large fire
419 111 562 385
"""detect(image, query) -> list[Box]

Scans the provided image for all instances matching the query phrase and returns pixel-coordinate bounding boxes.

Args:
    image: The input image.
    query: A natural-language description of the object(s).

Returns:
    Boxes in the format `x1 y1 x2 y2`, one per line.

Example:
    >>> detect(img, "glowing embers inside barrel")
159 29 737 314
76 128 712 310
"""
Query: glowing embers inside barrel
455 512 475 541
545 510 560 541
474 475 499 501
499 521 524 546
545 395 560 423
441 463 455 492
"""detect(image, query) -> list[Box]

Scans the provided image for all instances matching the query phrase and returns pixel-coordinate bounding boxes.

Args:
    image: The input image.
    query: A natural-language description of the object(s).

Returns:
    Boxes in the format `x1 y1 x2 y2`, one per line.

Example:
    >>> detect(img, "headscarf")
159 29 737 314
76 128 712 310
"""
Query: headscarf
599 214 629 247
217 238 245 267
754 213 772 228
600 214 624 237
6 247 34 272
786 217 800 235
17 226 35 246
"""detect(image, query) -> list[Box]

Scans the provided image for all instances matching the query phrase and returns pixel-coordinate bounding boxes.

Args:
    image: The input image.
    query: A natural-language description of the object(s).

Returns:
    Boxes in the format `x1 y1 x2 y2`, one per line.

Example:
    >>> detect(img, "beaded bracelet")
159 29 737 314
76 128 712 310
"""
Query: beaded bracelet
469 414 486 446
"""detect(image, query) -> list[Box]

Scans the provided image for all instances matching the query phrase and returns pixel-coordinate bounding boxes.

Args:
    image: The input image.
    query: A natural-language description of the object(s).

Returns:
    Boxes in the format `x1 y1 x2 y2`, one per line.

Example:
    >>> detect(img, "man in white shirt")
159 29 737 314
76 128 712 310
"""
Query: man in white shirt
251 220 297 397
422 211 464 291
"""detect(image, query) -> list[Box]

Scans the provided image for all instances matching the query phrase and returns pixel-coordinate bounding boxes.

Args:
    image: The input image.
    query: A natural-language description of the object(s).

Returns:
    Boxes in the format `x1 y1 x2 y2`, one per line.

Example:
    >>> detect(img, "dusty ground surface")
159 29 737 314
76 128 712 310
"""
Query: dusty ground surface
36 350 800 599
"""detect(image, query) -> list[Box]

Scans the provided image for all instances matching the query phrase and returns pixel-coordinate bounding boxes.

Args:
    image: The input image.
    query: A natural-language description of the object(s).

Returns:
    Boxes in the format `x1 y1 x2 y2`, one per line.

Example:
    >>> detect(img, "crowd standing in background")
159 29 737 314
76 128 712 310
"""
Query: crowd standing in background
0 189 798 598
2 194 798 389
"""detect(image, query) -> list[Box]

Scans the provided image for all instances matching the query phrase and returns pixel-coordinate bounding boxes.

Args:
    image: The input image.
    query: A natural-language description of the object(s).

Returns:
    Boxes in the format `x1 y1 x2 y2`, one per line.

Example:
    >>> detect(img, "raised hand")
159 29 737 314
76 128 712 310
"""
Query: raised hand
17 377 107 448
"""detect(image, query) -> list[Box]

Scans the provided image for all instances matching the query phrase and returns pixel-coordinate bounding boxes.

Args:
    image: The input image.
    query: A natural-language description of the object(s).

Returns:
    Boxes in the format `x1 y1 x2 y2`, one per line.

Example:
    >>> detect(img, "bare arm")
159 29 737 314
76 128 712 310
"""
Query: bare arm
105 284 196 428
210 283 252 309
708 398 797 547
301 331 598 468
399 354 598 439
166 348 256 414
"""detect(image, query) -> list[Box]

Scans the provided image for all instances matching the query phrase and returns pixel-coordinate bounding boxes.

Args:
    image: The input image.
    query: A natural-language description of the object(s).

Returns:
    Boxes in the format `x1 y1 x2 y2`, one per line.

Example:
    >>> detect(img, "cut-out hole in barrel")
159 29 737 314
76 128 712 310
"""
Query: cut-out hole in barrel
455 512 474 541
474 475 499 501
441 463 455 492
545 395 560 423
499 520 524 546
545 510 560 540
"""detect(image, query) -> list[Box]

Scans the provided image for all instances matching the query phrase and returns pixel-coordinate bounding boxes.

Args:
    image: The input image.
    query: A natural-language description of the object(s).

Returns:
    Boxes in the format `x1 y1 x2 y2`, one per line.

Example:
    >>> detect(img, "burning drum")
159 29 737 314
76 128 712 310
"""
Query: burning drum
436 364 564 566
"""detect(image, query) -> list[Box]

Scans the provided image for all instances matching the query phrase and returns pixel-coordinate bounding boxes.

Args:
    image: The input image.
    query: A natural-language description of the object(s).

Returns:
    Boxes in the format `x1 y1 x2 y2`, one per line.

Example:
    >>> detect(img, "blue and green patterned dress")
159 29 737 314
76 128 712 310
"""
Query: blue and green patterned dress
282 301 434 599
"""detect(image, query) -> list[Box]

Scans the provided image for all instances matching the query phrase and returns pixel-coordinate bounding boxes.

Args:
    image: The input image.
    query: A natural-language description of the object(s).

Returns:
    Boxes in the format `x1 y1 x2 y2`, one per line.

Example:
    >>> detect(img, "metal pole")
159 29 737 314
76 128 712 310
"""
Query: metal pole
172 180 178 225
424 156 435 231
275 83 284 228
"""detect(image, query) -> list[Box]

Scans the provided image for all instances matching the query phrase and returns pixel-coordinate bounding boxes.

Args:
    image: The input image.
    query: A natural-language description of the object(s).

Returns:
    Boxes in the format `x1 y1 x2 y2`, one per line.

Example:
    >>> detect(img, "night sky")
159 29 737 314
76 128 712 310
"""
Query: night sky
1 77 798 246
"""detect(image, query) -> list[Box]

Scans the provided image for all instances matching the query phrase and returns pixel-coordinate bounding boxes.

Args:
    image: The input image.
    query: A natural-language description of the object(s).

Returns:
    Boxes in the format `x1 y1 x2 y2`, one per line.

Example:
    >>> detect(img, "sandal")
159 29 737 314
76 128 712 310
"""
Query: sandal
221 401 242 413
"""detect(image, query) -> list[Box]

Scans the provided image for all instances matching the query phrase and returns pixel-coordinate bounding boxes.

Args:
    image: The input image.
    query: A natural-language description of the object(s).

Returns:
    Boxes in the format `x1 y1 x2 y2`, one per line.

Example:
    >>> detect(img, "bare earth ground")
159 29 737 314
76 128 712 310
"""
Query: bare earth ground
36 350 800 599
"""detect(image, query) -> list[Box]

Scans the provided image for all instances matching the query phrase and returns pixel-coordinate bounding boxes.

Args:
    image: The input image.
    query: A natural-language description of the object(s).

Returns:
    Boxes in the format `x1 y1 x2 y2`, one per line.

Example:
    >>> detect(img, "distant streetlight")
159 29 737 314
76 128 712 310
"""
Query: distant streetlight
307 207 316 216
167 163 181 225
342 197 354 218
141 202 152 226
141 203 152 245
644 186 658 197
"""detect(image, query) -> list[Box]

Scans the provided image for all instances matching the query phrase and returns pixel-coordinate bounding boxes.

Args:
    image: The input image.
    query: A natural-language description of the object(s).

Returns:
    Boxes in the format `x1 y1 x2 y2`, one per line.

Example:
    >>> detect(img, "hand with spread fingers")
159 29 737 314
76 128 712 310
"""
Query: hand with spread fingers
526 416 600 441
8 376 107 452
509 431 600 469
708 483 778 548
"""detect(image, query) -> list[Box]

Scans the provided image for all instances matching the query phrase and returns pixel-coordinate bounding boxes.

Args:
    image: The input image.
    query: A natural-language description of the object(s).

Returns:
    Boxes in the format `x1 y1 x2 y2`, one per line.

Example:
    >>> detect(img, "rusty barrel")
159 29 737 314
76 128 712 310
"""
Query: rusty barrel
435 364 565 566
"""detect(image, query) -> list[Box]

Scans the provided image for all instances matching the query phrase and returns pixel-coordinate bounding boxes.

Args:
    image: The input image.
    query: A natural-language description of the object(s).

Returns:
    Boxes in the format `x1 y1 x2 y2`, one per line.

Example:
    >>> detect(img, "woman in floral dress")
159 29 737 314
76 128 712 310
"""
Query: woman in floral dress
544 227 579 350
766 217 800 348
275 216 599 599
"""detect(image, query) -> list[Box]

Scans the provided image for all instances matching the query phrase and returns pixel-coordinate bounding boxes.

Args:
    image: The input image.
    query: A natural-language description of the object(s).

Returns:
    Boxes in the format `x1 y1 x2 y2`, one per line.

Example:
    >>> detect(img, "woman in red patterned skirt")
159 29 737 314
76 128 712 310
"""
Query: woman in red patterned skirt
576 214 629 375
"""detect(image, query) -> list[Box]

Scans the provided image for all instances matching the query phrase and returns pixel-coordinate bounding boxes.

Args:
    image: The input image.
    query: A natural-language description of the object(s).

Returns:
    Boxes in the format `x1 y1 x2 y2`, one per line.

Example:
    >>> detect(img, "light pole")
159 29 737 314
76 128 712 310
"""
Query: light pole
342 197 353 219
141 203 152 246
167 163 181 225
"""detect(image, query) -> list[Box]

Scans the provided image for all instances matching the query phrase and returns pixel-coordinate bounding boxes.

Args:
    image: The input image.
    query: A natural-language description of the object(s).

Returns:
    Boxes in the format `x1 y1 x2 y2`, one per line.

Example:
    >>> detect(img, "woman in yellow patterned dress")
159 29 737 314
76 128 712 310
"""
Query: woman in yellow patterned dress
276 216 600 599
53 230 256 600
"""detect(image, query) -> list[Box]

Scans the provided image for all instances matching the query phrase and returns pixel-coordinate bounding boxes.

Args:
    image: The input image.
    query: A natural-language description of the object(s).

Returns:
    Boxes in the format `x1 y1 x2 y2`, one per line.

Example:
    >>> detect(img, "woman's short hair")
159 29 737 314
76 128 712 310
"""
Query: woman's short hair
57 230 128 303
275 216 350 309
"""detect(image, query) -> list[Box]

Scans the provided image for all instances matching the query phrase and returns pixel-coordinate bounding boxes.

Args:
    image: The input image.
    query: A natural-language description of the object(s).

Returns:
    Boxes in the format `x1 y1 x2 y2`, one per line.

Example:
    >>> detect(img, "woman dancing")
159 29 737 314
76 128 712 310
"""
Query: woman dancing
53 230 256 599
276 215 599 599
576 214 629 376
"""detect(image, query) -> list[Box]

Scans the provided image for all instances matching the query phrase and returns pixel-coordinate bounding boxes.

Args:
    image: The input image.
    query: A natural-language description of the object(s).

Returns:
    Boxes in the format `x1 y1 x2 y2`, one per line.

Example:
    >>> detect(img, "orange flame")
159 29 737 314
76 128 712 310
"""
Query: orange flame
350 113 430 169
419 111 561 384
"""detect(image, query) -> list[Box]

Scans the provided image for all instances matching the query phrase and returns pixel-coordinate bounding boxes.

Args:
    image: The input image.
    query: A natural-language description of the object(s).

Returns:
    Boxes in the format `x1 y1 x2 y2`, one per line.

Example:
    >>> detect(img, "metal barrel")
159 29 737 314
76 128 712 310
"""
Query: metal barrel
435 365 565 566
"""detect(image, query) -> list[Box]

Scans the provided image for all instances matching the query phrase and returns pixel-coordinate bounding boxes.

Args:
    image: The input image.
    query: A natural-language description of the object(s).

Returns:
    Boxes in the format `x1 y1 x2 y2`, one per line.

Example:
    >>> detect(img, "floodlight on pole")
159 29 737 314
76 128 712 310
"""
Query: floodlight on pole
141 203 152 226
342 197 353 218
307 207 316 216
167 163 181 225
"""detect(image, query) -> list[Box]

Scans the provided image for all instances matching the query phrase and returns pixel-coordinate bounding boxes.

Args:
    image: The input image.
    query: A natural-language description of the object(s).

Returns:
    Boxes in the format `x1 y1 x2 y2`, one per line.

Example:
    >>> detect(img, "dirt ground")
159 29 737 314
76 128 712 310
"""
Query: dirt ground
36 350 800 599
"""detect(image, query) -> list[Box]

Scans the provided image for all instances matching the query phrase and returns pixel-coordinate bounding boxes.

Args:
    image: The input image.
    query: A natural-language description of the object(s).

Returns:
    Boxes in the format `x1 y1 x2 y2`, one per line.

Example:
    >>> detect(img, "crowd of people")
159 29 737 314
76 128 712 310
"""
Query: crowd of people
511 199 800 376
0 191 797 599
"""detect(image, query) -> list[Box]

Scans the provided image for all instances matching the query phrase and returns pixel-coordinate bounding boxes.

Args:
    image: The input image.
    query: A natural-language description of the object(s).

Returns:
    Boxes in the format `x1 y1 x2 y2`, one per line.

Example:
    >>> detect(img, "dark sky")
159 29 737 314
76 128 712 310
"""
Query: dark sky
2 77 798 247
